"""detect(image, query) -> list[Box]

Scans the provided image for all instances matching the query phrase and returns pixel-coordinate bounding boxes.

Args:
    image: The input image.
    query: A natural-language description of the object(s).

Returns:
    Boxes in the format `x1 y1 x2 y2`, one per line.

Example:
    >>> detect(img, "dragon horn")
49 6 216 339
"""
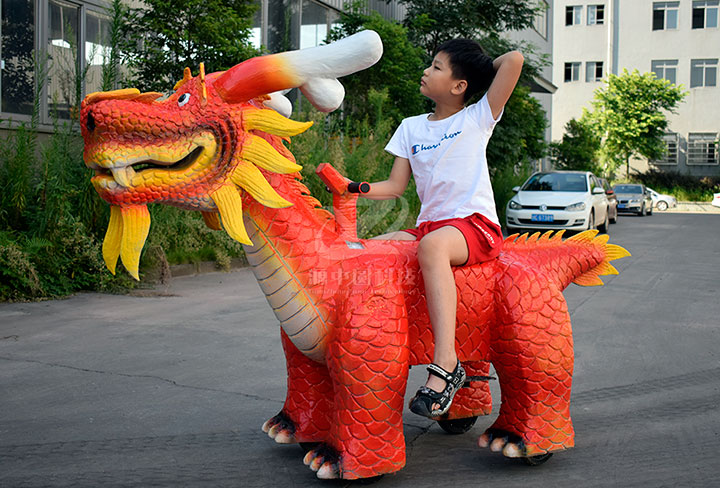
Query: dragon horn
214 30 383 112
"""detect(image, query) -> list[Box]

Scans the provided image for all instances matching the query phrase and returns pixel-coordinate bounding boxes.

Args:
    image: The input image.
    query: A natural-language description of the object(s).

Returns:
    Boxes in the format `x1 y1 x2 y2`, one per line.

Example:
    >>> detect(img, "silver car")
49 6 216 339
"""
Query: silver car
613 184 653 216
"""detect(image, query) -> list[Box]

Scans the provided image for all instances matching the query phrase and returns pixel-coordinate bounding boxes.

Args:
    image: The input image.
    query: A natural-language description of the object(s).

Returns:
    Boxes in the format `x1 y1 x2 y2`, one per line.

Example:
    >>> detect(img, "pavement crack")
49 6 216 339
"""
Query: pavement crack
0 355 282 404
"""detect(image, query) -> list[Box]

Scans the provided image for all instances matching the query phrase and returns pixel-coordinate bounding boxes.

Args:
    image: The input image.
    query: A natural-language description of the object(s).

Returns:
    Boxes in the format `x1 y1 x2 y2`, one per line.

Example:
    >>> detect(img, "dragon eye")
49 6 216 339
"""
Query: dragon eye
178 93 191 107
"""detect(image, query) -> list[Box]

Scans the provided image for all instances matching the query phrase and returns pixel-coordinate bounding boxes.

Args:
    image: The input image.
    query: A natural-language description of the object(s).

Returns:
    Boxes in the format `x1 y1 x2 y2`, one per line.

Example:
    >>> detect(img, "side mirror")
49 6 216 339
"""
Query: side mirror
512 186 520 193
592 187 605 195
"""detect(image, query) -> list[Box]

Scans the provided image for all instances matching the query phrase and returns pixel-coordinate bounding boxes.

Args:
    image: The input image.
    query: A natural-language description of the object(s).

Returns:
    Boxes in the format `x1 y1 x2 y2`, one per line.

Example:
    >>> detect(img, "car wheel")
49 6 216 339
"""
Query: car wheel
657 201 668 211
638 204 645 216
647 205 653 215
610 206 617 224
598 210 609 233
587 211 595 231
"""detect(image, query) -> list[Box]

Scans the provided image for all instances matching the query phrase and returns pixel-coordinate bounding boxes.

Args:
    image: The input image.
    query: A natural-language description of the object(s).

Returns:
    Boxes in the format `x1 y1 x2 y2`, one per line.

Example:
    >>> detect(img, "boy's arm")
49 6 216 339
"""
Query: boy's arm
487 51 524 120
358 156 412 200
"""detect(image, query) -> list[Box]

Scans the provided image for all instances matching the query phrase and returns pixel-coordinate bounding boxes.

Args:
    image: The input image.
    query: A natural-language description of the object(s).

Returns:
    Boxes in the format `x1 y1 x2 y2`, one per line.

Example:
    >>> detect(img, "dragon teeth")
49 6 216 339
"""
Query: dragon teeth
111 167 136 188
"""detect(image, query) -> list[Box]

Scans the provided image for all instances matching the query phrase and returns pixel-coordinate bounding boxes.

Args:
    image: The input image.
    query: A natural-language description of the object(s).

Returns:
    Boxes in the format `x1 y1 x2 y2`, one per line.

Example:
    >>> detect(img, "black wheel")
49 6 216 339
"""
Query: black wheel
609 205 618 224
597 209 609 233
638 204 645 216
587 211 595 230
523 452 553 466
657 200 668 211
437 416 479 435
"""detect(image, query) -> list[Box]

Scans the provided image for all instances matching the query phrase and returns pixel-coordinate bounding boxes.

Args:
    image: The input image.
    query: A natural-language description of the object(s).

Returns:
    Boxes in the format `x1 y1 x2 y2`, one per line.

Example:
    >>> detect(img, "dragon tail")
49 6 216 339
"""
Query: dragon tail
502 229 631 291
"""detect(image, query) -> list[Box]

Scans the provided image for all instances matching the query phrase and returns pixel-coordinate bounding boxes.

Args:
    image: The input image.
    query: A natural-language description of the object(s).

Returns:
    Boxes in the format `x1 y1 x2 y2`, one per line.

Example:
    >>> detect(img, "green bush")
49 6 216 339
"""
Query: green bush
634 169 719 202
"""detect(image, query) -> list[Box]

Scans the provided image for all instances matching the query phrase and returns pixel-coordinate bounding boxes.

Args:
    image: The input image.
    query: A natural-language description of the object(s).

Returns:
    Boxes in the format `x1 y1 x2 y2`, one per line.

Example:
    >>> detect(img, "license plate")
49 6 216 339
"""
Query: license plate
618 204 626 209
531 214 554 222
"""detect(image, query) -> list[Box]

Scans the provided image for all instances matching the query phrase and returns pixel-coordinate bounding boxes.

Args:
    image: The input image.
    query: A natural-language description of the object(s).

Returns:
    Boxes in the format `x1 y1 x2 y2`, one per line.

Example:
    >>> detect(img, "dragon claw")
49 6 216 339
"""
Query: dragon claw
303 444 340 479
262 412 297 444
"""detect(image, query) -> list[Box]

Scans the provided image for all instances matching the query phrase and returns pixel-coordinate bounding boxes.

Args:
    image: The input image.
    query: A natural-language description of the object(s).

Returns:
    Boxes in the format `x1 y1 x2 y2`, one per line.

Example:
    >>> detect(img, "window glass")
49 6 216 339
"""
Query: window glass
250 1 262 49
522 173 588 192
48 0 80 120
85 11 111 95
693 1 719 28
691 59 718 87
688 133 719 165
588 5 605 25
653 2 679 30
566 5 581 25
301 0 328 49
564 62 580 82
1 0 35 115
651 59 678 85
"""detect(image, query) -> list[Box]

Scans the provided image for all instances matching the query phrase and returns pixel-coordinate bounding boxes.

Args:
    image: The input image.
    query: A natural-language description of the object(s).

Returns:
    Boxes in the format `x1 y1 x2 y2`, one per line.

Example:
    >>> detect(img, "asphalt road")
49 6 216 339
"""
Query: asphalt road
1 212 719 487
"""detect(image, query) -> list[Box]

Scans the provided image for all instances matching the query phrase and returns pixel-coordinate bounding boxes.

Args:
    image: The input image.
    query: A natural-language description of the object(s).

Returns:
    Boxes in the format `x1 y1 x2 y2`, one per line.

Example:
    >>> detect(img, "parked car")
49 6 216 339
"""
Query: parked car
613 183 653 216
506 171 610 233
712 193 720 208
646 187 677 211
599 178 618 224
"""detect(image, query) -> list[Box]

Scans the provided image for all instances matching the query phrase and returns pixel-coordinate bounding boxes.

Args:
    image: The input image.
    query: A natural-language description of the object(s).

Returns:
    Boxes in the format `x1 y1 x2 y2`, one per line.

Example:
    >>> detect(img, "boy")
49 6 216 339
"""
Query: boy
354 39 523 418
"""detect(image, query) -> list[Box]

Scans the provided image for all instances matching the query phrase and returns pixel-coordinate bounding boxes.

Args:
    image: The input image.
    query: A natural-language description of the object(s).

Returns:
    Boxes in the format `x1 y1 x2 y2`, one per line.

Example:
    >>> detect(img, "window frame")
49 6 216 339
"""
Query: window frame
587 4 605 25
533 0 549 39
687 132 719 165
1 0 113 129
652 132 680 165
651 59 679 85
653 1 680 30
690 58 718 87
564 62 581 82
566 5 582 26
692 0 719 29
586 61 604 82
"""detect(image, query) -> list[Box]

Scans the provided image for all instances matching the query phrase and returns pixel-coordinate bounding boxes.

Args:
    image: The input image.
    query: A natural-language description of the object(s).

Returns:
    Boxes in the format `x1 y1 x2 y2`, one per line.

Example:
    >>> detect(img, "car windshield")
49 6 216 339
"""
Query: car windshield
522 173 588 192
614 185 643 194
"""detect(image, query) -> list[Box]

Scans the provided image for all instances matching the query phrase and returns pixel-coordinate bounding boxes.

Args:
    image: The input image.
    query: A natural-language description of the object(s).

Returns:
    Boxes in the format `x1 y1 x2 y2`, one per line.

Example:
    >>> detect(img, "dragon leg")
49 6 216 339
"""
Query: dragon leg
263 329 334 444
484 286 575 457
305 286 410 480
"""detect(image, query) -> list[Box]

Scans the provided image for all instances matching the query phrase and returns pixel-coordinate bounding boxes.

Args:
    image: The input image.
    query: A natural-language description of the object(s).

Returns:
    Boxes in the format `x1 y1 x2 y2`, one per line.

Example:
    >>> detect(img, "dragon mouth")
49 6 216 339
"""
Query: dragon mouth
93 145 208 189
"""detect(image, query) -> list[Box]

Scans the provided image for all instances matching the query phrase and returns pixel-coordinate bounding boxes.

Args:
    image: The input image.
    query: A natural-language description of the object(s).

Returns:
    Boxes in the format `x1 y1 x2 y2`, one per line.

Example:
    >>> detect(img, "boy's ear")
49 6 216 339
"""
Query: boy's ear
451 79 468 97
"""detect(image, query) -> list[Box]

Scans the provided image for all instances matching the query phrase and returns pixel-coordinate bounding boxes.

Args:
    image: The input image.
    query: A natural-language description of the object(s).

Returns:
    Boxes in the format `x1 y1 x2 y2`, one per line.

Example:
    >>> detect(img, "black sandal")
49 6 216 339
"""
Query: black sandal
409 362 466 418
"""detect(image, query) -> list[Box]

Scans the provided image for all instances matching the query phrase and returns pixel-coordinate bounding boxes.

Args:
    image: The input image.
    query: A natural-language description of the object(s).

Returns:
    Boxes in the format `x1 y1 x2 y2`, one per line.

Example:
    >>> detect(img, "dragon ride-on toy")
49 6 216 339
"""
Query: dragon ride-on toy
80 31 630 480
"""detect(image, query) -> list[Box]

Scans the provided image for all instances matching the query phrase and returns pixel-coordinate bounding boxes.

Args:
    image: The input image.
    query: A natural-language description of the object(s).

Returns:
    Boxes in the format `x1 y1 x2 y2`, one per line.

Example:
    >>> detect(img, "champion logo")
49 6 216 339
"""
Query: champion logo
411 130 462 155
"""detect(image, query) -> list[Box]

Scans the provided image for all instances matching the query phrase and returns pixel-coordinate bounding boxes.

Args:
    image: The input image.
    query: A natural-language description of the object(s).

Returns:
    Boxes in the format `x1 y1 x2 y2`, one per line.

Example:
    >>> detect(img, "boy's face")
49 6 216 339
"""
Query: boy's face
420 51 465 101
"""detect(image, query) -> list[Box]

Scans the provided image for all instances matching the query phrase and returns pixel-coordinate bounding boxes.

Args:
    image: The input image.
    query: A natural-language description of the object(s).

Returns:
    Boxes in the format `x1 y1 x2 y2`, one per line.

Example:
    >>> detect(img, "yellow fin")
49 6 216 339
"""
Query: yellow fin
85 88 141 105
244 109 313 136
201 211 222 230
518 232 529 242
504 233 520 243
528 232 541 242
539 231 553 242
551 230 566 241
174 67 192 91
573 273 604 286
120 205 151 280
102 205 123 275
211 184 251 244
231 160 292 208
569 229 599 243
242 134 302 174
606 243 632 260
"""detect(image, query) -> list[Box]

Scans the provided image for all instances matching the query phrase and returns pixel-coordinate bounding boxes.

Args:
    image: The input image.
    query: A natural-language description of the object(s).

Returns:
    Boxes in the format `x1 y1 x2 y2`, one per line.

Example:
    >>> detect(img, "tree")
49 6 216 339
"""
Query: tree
550 117 602 175
327 7 426 129
585 69 686 177
121 0 258 93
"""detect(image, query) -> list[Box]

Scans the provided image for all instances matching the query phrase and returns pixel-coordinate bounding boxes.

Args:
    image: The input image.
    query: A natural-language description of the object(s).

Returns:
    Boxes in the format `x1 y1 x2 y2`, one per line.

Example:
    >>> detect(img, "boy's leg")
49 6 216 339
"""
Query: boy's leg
416 226 469 406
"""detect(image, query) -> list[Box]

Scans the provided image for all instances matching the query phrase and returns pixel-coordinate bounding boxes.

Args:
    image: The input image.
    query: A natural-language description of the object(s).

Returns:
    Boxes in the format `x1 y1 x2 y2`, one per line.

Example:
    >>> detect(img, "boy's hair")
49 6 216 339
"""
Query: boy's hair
435 39 496 103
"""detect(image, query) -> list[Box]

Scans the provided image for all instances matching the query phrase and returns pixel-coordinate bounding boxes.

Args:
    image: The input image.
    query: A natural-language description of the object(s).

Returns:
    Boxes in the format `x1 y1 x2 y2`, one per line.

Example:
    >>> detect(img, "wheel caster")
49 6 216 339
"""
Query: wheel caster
523 452 553 466
437 416 478 435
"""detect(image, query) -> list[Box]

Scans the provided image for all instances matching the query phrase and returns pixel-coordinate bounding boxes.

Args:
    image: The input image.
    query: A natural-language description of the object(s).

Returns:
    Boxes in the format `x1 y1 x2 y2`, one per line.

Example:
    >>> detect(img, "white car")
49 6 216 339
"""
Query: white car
646 187 677 211
506 171 610 233
712 193 720 208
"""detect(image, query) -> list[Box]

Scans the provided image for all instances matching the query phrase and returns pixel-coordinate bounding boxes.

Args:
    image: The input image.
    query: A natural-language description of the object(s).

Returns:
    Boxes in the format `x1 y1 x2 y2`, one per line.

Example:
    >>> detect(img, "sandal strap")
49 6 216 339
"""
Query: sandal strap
426 363 454 383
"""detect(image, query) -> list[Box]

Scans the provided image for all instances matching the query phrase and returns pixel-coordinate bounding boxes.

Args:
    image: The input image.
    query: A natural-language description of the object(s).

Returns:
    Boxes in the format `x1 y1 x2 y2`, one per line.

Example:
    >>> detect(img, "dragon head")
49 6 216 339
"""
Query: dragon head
81 30 382 279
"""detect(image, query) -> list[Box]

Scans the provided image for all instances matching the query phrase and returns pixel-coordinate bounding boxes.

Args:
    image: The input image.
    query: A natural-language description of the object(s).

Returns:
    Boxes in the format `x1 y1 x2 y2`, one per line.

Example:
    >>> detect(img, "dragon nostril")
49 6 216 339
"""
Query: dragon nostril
86 112 96 132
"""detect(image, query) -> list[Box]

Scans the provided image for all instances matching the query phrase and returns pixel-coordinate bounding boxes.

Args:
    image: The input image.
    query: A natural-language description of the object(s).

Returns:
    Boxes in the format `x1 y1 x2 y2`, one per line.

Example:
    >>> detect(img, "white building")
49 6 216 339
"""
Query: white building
552 0 719 176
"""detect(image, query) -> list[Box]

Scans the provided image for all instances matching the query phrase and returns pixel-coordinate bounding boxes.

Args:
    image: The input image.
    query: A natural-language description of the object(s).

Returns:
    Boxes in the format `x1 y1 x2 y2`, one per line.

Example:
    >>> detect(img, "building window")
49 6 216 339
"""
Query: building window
48 0 80 120
564 62 581 82
85 11 112 96
693 1 719 28
533 1 549 39
653 2 679 30
586 61 603 82
690 59 718 87
588 5 605 25
566 5 582 26
1 0 35 115
654 133 680 165
652 59 678 85
687 133 719 165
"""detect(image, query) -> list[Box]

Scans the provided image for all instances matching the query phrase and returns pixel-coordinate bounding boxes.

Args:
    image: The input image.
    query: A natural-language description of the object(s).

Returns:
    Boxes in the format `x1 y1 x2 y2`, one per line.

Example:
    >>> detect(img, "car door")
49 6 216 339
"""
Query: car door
589 175 608 222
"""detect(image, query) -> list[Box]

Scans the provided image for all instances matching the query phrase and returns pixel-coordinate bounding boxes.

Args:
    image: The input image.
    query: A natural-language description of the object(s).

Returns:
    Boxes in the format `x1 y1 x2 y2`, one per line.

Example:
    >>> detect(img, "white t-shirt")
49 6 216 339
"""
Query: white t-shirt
385 94 502 226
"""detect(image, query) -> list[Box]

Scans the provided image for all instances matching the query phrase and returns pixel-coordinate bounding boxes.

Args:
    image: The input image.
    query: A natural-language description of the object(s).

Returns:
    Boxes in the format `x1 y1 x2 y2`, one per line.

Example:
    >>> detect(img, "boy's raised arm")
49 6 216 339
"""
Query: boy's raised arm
487 51 524 119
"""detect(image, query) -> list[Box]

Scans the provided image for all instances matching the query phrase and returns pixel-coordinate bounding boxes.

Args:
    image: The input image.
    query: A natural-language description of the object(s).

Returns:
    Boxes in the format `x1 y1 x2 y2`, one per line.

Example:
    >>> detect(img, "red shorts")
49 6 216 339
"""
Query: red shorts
403 213 503 267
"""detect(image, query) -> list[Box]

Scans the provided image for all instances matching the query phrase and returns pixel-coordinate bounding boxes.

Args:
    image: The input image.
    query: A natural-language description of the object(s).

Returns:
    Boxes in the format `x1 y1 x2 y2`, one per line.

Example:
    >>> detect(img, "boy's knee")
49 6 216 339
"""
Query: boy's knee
417 234 446 262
